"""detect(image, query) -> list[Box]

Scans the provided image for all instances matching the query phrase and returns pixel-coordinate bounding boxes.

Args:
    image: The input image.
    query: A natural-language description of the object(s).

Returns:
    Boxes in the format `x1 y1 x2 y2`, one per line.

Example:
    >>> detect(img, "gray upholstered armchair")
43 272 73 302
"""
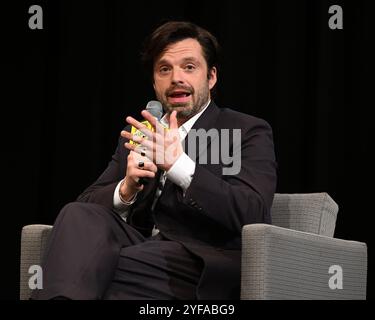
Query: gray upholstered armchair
20 193 368 300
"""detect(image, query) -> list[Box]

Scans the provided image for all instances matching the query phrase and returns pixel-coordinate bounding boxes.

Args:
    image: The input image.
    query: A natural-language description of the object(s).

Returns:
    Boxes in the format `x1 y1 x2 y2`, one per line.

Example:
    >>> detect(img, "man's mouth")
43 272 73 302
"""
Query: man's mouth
167 91 191 104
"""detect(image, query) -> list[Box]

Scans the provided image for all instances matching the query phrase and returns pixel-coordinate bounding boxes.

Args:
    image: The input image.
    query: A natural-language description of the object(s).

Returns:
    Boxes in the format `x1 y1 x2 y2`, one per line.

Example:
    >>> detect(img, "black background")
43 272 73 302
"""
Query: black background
1 0 373 300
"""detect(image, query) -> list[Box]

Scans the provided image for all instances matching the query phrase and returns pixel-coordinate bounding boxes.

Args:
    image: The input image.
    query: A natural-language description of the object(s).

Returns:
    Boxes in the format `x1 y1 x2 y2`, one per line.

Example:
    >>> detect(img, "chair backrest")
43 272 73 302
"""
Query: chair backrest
270 193 338 237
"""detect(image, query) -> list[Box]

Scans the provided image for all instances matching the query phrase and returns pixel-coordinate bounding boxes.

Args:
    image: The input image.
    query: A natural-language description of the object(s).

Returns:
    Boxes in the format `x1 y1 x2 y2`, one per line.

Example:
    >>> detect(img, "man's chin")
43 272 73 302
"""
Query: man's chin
167 104 192 115
176 108 196 119
169 103 190 109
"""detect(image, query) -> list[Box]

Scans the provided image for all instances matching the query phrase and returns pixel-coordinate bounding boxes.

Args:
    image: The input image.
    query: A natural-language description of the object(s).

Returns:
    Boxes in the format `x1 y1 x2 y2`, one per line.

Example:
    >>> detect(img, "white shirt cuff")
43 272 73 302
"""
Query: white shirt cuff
113 179 137 219
166 152 196 192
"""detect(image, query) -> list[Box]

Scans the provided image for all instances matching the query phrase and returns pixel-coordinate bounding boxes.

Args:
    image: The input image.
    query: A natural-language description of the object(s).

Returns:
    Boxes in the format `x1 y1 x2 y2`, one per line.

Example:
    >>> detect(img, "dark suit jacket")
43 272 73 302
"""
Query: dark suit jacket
77 101 277 299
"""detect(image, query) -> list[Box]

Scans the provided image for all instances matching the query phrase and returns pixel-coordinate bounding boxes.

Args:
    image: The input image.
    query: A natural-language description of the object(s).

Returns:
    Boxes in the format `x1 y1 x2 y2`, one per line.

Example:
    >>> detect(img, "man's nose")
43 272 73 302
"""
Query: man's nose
171 68 185 85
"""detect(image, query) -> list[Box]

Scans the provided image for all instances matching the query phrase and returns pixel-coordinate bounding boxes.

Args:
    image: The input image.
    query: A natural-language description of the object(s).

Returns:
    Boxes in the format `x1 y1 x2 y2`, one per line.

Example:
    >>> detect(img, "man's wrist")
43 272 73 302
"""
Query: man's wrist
119 178 138 204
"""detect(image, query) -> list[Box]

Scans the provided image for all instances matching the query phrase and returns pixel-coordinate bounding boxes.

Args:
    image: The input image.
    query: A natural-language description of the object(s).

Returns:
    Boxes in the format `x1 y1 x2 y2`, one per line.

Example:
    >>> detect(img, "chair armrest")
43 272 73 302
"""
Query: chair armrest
241 224 367 300
20 224 53 300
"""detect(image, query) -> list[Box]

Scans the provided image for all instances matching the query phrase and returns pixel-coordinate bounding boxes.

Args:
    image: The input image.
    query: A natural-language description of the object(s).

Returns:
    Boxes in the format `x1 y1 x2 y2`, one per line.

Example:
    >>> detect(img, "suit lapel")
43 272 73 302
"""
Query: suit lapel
183 101 221 163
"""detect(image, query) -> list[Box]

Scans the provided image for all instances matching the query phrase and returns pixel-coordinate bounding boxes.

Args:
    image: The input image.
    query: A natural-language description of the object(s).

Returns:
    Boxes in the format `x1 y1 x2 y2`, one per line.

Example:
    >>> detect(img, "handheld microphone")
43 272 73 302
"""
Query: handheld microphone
130 101 163 185
130 100 163 146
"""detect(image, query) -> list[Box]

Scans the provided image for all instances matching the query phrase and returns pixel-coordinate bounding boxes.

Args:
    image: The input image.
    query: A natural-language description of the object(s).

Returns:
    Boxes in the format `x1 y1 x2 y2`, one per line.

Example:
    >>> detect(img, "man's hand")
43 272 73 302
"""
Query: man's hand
120 151 157 201
121 110 183 172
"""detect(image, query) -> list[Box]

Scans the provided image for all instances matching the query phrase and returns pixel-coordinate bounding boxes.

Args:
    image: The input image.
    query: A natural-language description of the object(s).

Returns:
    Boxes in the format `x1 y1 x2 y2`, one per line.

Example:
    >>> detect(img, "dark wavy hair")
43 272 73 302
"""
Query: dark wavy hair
141 21 221 83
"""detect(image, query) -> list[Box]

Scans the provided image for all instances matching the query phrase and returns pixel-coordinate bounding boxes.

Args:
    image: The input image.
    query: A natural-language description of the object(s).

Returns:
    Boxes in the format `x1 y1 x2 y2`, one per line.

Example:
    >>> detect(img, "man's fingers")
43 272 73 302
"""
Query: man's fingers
132 168 156 178
125 142 154 163
137 169 156 178
122 130 148 144
128 151 157 173
121 130 132 140
141 110 167 138
141 110 157 127
125 116 147 129
124 142 136 152
126 143 152 163
169 110 178 130
132 158 157 173
125 116 153 139
135 139 153 150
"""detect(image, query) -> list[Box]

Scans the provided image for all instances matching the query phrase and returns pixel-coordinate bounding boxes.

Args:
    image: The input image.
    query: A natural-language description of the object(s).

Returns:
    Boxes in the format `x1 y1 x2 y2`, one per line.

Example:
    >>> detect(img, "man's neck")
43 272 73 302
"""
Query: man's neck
177 117 189 128
176 100 211 127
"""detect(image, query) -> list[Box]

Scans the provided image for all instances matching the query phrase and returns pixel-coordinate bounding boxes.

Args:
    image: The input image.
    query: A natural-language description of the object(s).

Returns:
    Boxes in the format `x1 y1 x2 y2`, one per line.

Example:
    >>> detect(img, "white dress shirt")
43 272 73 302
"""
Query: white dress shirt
113 100 211 226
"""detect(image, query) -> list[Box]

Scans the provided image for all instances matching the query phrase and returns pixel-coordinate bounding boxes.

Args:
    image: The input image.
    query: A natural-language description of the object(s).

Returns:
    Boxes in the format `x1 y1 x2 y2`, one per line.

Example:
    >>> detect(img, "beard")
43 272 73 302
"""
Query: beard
157 82 210 121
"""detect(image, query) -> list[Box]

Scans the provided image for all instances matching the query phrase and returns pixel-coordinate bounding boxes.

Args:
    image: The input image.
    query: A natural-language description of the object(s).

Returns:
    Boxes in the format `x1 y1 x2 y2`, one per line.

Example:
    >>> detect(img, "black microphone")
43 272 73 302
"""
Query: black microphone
133 101 163 185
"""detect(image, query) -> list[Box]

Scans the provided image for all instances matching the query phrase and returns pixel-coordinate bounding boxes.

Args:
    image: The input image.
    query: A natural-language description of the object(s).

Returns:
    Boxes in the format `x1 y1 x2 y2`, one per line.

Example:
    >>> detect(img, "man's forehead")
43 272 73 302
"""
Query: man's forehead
156 39 204 63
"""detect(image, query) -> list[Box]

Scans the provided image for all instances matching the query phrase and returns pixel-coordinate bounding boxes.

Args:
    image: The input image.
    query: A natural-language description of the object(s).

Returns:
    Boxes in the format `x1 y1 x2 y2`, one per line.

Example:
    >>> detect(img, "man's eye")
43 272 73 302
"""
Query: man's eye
159 67 170 74
185 64 196 71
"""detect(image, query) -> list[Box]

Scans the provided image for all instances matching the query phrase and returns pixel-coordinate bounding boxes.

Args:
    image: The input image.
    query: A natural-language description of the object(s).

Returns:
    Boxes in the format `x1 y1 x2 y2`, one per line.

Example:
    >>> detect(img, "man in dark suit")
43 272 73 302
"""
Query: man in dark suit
32 21 277 300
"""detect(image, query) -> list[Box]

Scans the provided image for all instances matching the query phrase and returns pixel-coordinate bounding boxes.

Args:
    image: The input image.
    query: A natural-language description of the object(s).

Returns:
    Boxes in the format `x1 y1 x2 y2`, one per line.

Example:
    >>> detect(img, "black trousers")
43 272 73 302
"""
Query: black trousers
31 202 203 300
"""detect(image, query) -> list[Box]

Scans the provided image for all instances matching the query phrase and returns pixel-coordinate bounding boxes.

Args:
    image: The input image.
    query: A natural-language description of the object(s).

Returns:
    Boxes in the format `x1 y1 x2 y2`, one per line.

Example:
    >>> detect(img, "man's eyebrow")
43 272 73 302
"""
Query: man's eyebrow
155 57 200 66
155 59 170 66
180 57 200 63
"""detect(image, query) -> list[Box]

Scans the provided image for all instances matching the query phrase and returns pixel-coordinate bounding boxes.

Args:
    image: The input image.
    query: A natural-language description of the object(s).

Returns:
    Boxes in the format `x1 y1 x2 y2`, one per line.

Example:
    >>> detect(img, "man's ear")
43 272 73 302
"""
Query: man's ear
208 67 217 90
